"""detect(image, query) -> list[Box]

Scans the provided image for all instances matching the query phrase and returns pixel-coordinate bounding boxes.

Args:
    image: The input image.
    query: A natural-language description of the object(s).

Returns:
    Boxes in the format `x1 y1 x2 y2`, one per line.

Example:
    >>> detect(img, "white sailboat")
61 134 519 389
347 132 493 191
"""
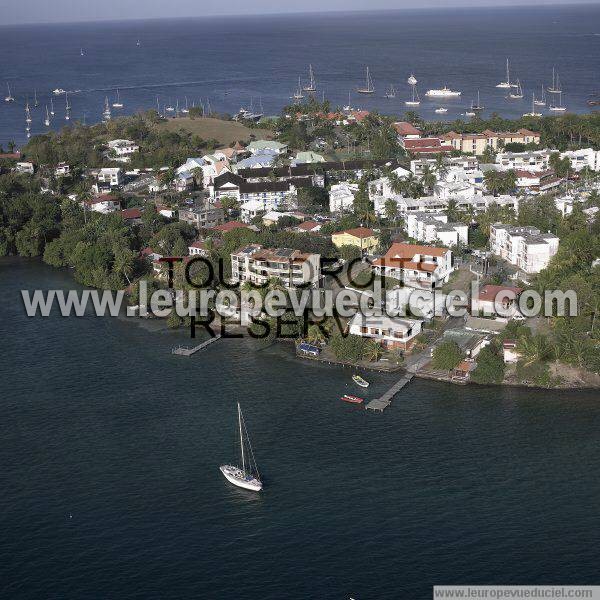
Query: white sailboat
103 96 112 121
384 84 396 99
405 74 420 106
508 79 524 99
5 83 15 102
496 58 514 89
220 403 262 492
549 90 567 112
343 91 353 112
44 105 50 126
112 89 123 108
50 97 55 115
548 67 561 94
136 39 141 47
181 96 190 114
357 67 375 95
293 77 304 100
25 100 32 123
303 64 317 92
165 99 175 112
80 48 85 56
523 93 541 117
472 90 484 112
435 106 448 114
34 90 39 107
65 92 71 121
534 85 547 106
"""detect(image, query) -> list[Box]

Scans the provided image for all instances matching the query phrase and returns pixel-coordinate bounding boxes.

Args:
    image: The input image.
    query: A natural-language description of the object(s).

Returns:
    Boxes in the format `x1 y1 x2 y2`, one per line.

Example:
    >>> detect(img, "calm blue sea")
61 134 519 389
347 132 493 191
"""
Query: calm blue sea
0 6 599 147
2 259 600 599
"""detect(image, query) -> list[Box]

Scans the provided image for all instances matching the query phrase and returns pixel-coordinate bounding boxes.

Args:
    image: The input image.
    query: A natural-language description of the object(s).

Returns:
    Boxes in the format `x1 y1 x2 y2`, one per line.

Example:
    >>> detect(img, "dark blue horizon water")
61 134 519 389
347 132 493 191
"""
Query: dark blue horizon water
1 5 599 147
2 257 600 599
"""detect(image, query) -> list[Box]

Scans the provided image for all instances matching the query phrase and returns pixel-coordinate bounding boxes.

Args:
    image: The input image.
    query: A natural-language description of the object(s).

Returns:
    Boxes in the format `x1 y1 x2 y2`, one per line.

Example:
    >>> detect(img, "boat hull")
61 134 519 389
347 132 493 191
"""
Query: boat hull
220 465 262 491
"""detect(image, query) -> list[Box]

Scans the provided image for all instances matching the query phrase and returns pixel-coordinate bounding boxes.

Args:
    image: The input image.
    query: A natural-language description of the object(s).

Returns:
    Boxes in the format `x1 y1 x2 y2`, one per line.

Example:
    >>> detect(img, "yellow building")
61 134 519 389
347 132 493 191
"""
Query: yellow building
331 227 379 252
441 128 541 156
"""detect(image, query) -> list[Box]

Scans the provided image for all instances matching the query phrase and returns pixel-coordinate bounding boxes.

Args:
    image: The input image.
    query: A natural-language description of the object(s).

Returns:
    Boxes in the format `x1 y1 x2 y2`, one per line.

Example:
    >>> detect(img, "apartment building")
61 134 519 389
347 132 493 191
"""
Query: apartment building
410 156 479 177
97 167 123 187
372 243 453 289
179 203 225 229
490 224 559 274
406 212 468 247
231 244 321 288
441 129 540 155
495 150 552 172
559 148 600 172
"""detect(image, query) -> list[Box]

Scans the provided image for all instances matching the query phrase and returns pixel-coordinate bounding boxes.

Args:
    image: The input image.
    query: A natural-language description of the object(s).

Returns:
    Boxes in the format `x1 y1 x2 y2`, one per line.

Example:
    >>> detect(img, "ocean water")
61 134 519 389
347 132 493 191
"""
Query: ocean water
1 6 600 146
2 259 600 599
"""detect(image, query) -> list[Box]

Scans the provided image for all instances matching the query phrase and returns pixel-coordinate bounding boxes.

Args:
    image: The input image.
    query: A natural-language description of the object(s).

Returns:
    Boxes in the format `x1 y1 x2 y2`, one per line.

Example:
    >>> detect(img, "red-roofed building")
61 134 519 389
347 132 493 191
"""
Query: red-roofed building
85 194 121 214
295 220 321 233
402 137 453 156
372 242 453 289
393 121 422 140
331 227 379 252
441 128 540 156
212 220 250 233
474 284 523 317
120 207 143 223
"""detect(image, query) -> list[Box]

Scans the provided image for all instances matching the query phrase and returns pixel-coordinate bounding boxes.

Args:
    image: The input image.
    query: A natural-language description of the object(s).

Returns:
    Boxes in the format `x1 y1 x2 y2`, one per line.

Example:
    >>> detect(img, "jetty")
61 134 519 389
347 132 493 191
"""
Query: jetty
366 373 414 412
172 335 221 356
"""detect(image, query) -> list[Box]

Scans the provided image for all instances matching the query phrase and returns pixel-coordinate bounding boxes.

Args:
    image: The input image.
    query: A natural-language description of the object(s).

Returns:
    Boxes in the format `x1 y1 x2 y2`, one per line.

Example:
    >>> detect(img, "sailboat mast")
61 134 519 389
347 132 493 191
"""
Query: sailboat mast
238 403 245 472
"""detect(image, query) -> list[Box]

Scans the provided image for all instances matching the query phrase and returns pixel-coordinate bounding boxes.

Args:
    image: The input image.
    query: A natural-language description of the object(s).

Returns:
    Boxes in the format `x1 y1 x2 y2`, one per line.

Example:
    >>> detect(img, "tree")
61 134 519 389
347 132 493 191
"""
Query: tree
517 333 554 366
471 346 505 384
384 199 399 225
338 244 362 261
420 165 436 193
431 341 463 371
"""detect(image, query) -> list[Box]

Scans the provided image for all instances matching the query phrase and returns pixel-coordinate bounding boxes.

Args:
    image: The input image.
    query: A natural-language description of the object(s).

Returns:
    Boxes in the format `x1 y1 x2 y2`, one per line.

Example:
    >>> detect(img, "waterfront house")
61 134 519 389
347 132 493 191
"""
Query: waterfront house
490 224 559 274
97 167 123 187
331 227 379 253
231 244 321 288
348 313 422 351
502 340 521 364
406 212 468 247
373 243 453 289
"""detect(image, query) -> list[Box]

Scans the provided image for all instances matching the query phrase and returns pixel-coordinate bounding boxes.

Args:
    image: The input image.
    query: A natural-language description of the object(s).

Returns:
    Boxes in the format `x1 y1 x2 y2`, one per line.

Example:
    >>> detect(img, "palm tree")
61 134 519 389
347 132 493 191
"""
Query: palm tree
363 340 383 362
307 324 326 345
517 333 554 366
421 165 436 193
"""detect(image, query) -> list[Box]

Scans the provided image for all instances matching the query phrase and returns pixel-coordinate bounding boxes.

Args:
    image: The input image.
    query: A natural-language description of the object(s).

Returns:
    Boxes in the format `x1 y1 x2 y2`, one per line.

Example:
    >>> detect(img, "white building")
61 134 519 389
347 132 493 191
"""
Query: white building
97 167 123 187
55 162 70 176
495 150 552 172
84 194 121 214
107 139 139 162
373 242 454 290
231 244 320 288
329 182 359 213
560 148 600 172
15 162 34 174
246 140 288 156
348 313 423 351
411 156 479 177
406 212 468 247
490 224 560 274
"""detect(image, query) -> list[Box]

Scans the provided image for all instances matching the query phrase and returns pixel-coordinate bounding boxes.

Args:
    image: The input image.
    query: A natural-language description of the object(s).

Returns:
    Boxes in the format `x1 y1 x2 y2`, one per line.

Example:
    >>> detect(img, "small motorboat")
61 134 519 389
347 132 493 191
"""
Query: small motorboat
352 375 369 388
341 395 364 404
435 107 448 114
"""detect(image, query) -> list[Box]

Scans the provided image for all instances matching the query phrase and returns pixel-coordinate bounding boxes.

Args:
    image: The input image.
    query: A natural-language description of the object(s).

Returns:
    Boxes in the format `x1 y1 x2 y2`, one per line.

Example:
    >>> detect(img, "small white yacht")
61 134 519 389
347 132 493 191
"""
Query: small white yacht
112 89 124 108
425 86 461 98
5 83 14 102
435 107 448 114
220 403 263 492
53 88 66 95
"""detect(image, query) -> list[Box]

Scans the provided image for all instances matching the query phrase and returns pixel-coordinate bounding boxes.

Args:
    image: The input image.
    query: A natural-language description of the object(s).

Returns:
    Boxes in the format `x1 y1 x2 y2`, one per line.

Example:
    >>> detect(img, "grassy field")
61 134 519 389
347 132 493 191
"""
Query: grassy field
157 117 272 146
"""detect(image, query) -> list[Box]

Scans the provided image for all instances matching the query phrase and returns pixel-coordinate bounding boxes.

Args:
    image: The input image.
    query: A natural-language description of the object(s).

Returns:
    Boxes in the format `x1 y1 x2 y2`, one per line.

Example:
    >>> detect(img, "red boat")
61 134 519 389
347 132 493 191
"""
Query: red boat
341 395 364 404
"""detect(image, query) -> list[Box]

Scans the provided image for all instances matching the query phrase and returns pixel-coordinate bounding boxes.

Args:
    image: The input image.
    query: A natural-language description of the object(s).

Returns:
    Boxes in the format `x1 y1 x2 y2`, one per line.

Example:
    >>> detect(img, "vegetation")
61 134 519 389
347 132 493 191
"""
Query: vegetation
431 341 463 371
471 344 506 385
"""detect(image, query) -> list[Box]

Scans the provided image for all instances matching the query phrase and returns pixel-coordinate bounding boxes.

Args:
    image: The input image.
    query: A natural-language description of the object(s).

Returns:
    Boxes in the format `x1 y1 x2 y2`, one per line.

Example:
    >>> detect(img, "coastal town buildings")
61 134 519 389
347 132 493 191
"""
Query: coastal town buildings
97 167 123 187
179 203 225 230
231 244 321 288
84 194 121 214
495 150 552 172
329 182 359 213
107 139 140 161
489 224 560 274
559 148 600 172
472 284 524 317
372 243 454 289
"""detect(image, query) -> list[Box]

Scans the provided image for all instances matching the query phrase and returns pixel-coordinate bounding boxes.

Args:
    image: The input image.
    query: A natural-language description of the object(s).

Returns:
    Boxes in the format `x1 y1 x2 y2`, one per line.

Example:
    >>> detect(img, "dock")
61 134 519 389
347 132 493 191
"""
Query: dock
172 335 221 356
365 373 414 412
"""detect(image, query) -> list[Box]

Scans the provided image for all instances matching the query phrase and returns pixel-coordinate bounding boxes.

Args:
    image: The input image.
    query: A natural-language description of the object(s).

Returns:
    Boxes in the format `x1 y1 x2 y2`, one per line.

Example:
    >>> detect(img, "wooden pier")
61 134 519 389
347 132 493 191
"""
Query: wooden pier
171 335 222 356
365 373 414 412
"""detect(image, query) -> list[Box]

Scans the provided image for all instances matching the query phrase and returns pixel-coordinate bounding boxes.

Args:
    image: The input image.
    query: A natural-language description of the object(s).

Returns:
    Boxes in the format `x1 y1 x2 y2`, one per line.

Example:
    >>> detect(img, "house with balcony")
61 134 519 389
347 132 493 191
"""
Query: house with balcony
489 224 559 274
472 284 524 317
406 212 468 247
372 243 453 289
84 194 121 214
495 150 552 172
107 139 139 162
179 203 225 230
441 129 540 156
348 313 422 351
97 167 123 187
231 245 321 288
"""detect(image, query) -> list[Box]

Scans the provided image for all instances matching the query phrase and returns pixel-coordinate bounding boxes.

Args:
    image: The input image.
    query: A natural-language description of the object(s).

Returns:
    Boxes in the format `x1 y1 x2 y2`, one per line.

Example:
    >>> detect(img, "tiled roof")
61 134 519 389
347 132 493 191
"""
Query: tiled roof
334 227 376 239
